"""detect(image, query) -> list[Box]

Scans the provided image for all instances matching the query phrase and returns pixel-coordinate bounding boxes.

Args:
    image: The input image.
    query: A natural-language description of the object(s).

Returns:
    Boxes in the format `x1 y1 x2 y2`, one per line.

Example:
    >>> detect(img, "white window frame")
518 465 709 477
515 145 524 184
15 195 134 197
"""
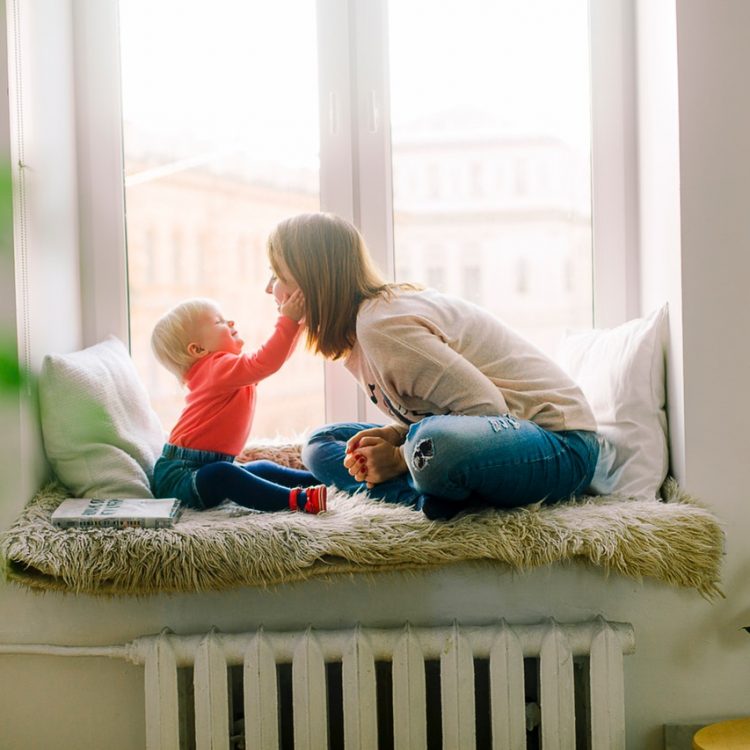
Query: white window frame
73 0 639 424
72 0 129 348
588 0 640 327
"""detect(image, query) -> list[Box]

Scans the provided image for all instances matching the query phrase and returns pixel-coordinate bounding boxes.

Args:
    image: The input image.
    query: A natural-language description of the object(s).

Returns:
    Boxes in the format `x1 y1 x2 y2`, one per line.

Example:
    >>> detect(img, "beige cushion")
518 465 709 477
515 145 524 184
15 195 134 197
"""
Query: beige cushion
559 305 669 499
38 336 165 498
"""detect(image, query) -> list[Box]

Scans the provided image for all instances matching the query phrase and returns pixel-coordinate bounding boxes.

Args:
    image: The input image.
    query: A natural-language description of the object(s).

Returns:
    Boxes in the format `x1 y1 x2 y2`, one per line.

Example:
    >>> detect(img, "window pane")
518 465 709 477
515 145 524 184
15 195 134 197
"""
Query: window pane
119 0 324 437
388 0 593 355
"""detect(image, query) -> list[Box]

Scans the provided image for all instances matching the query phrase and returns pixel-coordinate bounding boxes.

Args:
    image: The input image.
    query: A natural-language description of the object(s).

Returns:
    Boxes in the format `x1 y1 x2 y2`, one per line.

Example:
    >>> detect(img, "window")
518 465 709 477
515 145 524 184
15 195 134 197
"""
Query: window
388 0 594 356
462 265 482 304
76 0 637 428
426 266 446 291
516 258 530 295
118 0 324 436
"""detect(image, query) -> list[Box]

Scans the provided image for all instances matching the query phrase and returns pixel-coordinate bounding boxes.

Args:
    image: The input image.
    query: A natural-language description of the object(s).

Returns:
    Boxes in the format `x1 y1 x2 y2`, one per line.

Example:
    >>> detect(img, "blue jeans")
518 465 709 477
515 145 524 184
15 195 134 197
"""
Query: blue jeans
302 417 599 518
152 444 318 511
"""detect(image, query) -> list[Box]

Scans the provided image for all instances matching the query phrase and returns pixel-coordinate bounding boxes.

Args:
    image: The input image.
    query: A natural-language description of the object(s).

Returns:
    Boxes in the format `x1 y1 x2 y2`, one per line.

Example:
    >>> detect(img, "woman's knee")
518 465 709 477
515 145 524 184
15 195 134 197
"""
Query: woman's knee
403 417 467 495
305 423 338 445
302 422 372 467
404 417 464 463
303 422 361 450
301 423 353 479
301 427 334 472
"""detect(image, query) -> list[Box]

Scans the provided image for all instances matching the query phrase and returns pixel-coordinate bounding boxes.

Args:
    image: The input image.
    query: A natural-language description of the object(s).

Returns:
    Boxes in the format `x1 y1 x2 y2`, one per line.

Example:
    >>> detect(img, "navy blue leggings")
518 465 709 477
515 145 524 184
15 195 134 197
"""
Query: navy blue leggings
195 459 317 511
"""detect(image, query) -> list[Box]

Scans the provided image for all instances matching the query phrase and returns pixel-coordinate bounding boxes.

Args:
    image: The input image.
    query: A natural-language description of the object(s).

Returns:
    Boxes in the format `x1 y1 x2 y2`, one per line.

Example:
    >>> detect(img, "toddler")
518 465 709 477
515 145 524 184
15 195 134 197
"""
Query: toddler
150 293 326 514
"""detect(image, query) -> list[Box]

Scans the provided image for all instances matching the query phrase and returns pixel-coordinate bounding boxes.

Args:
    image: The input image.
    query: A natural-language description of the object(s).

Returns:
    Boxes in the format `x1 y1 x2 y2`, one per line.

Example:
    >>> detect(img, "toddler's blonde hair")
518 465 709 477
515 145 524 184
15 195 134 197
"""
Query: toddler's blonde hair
151 297 218 382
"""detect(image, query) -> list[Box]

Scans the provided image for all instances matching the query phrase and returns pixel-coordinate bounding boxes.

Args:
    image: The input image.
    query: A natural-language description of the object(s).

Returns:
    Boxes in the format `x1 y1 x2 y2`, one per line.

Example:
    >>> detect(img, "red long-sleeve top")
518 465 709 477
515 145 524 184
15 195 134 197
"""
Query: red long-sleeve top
168 315 300 456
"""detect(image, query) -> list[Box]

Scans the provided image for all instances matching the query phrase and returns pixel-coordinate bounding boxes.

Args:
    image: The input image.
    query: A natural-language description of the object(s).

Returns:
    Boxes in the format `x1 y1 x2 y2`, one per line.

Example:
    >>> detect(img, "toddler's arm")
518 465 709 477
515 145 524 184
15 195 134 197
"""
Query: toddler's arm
209 294 305 386
236 313 302 382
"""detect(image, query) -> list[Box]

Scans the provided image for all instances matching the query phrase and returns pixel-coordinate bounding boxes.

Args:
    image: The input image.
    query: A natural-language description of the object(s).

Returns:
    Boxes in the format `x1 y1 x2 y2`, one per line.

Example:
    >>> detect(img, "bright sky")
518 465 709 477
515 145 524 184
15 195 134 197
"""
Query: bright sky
119 0 591 164
388 0 591 147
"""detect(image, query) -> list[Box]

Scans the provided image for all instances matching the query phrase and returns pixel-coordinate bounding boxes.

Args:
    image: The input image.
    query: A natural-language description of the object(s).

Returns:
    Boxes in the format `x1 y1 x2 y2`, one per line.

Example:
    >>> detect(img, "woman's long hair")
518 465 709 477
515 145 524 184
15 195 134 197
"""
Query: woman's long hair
267 213 396 359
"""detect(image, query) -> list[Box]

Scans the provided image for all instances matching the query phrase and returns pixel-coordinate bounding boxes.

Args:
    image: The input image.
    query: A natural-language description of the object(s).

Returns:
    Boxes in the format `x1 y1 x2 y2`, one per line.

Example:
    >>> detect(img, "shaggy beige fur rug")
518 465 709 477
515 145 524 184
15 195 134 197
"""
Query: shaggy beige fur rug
0 444 723 598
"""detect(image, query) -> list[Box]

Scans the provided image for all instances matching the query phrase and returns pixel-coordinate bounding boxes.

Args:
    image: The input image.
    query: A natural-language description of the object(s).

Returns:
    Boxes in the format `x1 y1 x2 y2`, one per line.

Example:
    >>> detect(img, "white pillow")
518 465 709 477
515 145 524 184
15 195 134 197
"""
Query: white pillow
558 305 669 500
39 336 165 498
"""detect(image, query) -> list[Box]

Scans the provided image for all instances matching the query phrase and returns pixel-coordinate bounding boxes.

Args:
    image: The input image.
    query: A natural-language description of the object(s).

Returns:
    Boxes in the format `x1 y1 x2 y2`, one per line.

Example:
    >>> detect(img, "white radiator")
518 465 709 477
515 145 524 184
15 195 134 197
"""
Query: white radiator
0 617 634 748
121 617 634 750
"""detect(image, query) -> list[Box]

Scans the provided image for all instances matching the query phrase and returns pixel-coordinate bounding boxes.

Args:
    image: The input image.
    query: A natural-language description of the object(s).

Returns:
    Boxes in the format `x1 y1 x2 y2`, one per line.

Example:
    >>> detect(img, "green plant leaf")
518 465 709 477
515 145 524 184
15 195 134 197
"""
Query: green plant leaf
0 341 25 393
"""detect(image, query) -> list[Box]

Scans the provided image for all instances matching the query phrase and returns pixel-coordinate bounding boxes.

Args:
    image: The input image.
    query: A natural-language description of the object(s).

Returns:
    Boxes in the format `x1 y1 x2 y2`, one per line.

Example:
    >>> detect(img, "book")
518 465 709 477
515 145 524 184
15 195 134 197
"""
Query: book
51 497 183 529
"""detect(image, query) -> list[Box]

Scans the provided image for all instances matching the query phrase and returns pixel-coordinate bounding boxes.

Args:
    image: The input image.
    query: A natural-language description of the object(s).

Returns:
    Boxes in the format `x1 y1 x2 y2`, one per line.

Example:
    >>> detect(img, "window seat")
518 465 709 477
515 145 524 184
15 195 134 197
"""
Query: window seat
1 473 723 599
13 323 717 598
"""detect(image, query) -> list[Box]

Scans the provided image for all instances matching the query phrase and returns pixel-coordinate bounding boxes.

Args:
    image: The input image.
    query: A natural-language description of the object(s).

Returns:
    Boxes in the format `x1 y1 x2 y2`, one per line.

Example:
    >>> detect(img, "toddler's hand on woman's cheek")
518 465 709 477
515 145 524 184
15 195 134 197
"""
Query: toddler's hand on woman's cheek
280 289 306 322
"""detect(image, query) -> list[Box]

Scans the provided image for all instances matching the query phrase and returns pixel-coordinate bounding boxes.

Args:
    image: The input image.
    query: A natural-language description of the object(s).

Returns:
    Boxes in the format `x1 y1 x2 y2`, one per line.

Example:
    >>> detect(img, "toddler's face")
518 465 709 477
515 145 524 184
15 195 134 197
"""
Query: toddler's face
266 257 300 307
190 306 244 356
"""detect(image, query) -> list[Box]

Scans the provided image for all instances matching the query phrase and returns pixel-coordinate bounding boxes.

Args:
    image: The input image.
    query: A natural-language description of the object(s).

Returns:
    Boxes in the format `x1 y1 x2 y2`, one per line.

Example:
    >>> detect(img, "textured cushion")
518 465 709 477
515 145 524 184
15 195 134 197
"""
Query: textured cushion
0 478 724 598
559 305 669 499
38 336 165 498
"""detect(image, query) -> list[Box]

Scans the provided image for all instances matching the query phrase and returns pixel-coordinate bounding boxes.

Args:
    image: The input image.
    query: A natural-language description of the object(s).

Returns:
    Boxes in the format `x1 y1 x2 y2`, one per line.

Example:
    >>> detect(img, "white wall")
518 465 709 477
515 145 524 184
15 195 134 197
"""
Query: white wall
677 0 750 696
73 0 129 347
636 0 686 484
6 0 82 363
2 2 750 749
0 0 24 533
634 0 750 735
0 565 719 750
0 0 80 524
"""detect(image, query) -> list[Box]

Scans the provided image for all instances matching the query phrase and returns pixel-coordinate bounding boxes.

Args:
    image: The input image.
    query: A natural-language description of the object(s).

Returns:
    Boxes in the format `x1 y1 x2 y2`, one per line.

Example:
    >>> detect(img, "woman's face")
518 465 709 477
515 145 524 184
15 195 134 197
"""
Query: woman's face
265 256 300 307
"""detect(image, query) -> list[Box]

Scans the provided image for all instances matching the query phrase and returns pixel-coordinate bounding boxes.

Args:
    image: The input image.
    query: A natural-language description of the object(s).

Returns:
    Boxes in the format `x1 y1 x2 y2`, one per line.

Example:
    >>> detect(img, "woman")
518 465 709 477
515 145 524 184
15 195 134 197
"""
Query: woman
266 212 599 519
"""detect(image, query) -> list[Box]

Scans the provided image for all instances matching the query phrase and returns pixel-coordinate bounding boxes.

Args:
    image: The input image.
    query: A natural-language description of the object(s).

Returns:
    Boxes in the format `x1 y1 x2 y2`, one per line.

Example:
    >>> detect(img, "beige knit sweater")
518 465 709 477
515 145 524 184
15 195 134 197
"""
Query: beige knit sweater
344 288 596 432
